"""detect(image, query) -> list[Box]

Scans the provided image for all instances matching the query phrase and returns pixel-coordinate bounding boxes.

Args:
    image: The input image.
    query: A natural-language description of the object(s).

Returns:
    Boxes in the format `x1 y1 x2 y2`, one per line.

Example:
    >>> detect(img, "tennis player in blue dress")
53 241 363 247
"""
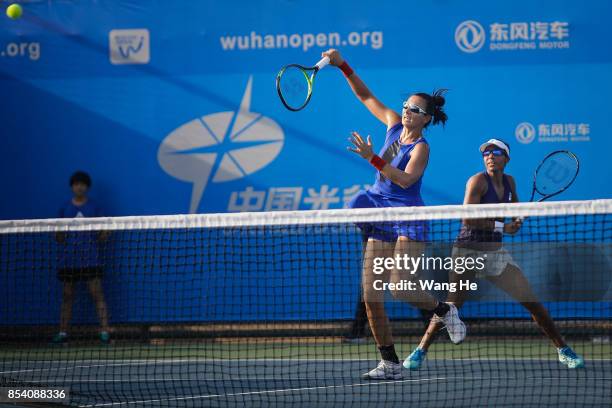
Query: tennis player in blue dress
323 49 466 380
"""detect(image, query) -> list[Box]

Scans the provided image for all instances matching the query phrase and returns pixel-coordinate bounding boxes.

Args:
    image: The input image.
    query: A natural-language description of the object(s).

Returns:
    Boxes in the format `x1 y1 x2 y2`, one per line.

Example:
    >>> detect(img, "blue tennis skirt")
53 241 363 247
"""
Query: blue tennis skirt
346 190 429 242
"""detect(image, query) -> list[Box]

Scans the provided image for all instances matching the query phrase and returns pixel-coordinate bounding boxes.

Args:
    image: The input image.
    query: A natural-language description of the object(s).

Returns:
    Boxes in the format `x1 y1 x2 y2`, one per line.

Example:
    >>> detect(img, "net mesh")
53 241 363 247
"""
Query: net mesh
1 200 611 407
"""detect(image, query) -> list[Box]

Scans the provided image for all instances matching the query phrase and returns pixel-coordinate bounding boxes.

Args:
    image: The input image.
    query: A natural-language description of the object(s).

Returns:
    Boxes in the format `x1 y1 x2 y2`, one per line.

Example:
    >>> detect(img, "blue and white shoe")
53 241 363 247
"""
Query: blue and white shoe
362 360 403 380
432 303 466 344
403 348 427 370
558 346 584 369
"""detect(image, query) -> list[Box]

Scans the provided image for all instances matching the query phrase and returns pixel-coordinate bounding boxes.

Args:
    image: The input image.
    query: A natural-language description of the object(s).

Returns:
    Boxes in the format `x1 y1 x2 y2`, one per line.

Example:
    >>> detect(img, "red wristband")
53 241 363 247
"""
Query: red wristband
339 61 354 78
370 155 386 171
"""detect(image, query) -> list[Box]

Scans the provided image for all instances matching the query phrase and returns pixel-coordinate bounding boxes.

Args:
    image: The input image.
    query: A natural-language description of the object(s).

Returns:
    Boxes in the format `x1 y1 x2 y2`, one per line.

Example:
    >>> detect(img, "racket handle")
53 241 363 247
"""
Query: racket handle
316 56 330 70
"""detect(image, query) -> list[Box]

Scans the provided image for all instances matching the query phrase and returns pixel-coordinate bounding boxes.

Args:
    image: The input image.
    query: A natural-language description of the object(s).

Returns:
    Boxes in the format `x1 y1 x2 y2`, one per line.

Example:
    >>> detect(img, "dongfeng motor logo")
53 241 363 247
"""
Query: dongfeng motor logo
455 20 486 53
515 122 536 144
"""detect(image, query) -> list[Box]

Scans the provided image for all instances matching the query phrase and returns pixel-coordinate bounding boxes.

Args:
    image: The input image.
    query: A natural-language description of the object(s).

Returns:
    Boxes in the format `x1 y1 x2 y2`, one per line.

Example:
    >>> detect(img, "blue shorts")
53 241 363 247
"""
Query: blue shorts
346 190 429 242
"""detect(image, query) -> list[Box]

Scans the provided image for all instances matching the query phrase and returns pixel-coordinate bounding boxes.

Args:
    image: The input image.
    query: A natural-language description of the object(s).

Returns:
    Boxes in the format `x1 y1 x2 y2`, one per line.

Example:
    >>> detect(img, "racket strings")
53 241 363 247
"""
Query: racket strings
535 152 579 196
277 66 313 111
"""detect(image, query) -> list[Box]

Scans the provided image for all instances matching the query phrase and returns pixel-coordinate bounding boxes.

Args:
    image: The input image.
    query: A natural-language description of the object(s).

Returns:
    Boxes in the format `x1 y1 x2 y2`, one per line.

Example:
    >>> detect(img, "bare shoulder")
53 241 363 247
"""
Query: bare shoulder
410 140 430 162
387 121 401 131
463 172 487 203
413 140 430 152
467 172 487 192
468 172 486 185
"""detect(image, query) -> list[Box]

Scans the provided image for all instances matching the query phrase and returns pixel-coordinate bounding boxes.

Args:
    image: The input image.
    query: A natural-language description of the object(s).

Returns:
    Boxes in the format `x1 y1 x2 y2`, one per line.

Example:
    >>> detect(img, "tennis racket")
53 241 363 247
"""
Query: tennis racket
514 151 579 224
528 150 579 202
276 56 329 111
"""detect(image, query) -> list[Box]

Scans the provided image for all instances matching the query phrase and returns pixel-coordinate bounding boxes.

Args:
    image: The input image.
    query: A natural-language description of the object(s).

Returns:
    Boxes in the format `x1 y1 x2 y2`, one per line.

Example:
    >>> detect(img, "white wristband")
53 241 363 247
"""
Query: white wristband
494 221 504 234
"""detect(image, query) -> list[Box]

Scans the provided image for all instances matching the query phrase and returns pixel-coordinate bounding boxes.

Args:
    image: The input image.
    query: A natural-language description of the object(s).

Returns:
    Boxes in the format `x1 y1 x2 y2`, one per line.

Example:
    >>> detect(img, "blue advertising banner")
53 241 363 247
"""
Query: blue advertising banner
1 0 610 218
1 1 610 325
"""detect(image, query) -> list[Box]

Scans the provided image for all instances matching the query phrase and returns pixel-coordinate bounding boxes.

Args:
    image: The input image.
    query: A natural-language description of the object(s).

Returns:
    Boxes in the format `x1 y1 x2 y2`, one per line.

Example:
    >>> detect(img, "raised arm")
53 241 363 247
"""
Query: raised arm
323 49 400 130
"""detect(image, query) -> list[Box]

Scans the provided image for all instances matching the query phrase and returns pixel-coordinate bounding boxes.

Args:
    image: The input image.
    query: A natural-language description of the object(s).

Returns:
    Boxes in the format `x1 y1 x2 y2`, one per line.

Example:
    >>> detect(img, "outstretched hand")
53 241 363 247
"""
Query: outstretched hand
322 49 345 67
347 131 374 160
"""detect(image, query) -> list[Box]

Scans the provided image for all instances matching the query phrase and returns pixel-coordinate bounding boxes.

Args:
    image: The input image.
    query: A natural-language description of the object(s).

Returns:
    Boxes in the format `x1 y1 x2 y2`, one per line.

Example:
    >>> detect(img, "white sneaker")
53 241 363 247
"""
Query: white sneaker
432 303 466 344
362 360 403 380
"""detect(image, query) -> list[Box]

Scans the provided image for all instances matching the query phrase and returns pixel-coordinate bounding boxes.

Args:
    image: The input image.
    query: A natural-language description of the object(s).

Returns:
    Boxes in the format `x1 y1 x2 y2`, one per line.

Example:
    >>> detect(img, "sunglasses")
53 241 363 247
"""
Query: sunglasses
482 149 506 157
402 102 428 116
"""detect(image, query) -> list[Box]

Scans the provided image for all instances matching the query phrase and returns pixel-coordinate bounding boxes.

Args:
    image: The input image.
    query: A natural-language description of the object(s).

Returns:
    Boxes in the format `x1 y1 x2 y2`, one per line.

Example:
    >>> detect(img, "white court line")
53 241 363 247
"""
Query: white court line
1 364 133 375
1 358 368 367
6 357 612 364
16 377 337 383
0 360 185 375
18 375 612 384
1 359 364 375
2 357 611 375
77 376 449 407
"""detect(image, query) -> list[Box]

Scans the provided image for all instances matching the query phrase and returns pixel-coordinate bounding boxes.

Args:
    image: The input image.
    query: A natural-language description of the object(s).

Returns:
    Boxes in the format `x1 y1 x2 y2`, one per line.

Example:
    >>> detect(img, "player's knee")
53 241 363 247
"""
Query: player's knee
364 300 383 316
522 301 546 315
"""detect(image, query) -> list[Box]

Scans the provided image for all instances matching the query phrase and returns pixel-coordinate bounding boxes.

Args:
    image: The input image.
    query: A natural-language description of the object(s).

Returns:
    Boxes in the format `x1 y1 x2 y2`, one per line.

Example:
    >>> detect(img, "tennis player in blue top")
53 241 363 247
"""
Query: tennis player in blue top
323 49 466 380
404 139 584 370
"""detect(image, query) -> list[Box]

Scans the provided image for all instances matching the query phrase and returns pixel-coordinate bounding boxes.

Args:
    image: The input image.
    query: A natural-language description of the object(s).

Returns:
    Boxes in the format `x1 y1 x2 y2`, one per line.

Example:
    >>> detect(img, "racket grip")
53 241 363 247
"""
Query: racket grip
316 56 330 70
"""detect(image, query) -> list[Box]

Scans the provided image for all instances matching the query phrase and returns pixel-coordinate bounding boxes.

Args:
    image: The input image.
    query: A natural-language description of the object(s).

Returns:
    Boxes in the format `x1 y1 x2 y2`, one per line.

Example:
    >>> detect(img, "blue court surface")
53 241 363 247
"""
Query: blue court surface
1 344 610 407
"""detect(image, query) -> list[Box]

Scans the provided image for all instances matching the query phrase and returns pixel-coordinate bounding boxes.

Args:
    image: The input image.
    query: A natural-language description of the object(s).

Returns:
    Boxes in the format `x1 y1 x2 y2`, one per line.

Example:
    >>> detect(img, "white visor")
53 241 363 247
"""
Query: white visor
479 139 510 158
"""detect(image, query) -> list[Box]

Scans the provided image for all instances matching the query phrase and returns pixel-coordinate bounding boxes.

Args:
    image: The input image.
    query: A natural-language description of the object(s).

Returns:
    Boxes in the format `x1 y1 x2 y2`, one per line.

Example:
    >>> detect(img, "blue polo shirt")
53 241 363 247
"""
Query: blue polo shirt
57 200 103 268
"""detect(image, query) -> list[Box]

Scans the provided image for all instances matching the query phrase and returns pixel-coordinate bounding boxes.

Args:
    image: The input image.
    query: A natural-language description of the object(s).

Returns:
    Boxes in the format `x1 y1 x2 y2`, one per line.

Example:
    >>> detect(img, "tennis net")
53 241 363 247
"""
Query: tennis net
1 199 610 407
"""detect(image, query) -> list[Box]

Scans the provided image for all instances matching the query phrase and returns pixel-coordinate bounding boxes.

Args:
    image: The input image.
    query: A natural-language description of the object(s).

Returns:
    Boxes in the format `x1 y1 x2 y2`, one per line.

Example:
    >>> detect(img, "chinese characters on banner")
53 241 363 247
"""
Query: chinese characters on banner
228 184 372 212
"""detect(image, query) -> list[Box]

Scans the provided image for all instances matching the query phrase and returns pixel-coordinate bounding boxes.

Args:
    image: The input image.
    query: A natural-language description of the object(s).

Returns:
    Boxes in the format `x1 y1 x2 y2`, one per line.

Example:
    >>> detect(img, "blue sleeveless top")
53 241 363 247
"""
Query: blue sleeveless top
481 172 512 204
456 172 511 244
368 123 427 205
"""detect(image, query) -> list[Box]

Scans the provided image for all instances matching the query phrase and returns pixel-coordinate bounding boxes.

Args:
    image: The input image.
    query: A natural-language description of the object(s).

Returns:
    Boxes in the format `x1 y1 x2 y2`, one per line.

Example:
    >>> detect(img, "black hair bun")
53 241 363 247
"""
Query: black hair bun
432 89 447 108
